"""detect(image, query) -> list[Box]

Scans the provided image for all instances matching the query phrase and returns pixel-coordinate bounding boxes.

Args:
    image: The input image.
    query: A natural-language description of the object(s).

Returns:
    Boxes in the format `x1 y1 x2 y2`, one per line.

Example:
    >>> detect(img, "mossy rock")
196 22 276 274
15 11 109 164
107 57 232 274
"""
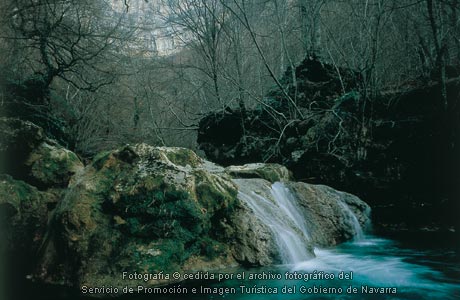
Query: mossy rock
226 163 293 183
35 144 239 290
0 118 44 158
193 169 237 213
0 118 83 189
163 147 203 167
0 118 44 177
0 174 51 253
26 141 84 189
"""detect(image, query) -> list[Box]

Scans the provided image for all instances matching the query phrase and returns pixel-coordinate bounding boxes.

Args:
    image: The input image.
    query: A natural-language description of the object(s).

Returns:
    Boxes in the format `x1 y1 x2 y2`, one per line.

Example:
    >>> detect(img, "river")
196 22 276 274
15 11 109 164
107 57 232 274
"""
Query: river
15 232 459 300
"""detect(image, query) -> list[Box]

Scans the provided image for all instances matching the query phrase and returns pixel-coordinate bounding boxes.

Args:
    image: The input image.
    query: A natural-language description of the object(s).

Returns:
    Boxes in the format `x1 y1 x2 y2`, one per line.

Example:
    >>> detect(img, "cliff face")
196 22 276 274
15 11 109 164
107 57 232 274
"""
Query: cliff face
197 58 460 233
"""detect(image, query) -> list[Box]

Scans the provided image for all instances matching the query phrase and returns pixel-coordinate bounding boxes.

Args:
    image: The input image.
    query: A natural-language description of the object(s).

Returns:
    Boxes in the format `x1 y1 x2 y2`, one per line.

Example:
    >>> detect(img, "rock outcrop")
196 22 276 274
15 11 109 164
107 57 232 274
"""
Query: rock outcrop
0 118 84 190
0 118 371 294
36 144 239 288
286 182 371 246
0 118 83 260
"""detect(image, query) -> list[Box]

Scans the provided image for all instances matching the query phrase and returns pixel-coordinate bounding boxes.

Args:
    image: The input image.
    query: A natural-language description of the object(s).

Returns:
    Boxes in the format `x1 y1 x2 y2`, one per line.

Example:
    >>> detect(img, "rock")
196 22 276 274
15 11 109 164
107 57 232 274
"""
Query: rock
0 118 44 176
231 205 278 266
0 118 84 189
197 59 460 233
35 144 240 289
226 163 293 182
25 141 84 189
230 178 370 265
0 174 54 254
286 182 371 246
231 179 280 266
1 118 376 294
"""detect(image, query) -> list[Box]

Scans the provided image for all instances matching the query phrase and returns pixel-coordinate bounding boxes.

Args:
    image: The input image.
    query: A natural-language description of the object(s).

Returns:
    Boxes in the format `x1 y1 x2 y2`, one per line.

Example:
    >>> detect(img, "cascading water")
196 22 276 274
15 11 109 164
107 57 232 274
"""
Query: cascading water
232 182 459 300
236 181 312 264
236 180 367 265
337 200 364 240
271 182 311 241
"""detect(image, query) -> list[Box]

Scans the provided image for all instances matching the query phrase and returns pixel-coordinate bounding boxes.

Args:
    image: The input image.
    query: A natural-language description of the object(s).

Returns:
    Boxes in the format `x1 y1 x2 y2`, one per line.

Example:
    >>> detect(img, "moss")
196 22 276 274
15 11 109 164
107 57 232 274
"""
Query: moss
143 176 164 191
114 185 204 240
0 174 46 213
126 239 190 273
194 171 237 215
91 150 112 170
196 237 227 259
26 143 83 188
92 153 135 192
0 174 48 252
165 148 201 167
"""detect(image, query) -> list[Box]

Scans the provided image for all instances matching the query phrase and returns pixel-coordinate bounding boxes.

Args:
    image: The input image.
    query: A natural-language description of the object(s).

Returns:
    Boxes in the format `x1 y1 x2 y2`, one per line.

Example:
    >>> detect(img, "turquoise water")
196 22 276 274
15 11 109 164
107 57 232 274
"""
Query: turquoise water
125 234 460 300
13 233 460 300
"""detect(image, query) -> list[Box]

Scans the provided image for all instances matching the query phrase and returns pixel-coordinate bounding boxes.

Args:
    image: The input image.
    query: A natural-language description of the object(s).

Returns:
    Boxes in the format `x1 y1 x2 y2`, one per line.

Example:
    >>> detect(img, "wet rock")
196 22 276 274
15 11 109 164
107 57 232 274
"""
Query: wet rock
230 178 370 265
231 179 279 266
286 182 371 246
226 163 293 182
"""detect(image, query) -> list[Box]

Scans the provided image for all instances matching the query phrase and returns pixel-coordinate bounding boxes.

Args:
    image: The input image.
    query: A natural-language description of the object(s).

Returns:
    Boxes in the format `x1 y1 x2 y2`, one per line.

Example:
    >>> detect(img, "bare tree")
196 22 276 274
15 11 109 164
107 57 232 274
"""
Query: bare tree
2 0 134 94
163 0 227 107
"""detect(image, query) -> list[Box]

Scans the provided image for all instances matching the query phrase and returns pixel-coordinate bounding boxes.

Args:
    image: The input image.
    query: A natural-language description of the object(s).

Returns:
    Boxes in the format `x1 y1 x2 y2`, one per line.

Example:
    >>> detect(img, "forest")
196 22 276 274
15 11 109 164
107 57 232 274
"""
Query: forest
0 0 459 300
0 0 458 152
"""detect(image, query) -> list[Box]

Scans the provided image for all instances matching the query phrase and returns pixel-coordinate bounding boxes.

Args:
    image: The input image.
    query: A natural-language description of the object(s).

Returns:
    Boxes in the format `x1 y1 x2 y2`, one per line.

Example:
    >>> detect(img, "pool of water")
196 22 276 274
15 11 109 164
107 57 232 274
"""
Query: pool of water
12 233 460 300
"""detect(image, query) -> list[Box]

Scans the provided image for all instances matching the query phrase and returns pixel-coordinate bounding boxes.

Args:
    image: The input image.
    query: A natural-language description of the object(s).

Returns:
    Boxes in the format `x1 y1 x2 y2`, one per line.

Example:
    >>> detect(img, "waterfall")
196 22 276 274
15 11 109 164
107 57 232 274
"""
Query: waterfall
237 181 313 264
337 200 364 240
235 180 368 265
271 182 311 241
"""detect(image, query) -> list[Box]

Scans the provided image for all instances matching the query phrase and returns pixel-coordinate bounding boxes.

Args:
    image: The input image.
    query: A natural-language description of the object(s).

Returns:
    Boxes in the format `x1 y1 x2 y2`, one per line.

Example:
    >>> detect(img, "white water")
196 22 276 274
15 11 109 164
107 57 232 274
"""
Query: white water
238 189 312 263
233 181 459 299
337 200 364 240
271 182 311 241
237 181 366 264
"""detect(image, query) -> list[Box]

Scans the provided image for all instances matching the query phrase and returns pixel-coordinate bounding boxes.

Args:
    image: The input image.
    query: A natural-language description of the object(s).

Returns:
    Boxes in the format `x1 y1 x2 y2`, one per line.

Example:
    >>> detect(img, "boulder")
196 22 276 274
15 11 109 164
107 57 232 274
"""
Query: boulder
0 118 83 189
0 174 55 254
35 144 240 289
230 178 370 265
286 182 371 246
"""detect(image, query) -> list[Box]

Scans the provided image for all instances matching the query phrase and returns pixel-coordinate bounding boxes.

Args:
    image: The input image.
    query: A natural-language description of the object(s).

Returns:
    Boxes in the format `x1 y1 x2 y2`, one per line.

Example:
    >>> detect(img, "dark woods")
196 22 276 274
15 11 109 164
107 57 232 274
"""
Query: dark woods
0 0 459 231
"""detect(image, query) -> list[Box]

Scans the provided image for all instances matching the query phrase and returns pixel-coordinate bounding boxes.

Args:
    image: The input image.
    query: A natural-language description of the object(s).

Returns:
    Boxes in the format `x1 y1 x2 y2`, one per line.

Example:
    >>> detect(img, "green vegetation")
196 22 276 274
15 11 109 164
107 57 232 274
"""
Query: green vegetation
194 170 237 215
165 148 202 167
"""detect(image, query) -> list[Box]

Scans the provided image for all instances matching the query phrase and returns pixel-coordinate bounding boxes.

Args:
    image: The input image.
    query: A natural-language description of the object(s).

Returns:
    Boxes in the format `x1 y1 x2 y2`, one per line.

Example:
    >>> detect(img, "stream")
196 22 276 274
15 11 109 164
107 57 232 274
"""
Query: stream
11 181 460 300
